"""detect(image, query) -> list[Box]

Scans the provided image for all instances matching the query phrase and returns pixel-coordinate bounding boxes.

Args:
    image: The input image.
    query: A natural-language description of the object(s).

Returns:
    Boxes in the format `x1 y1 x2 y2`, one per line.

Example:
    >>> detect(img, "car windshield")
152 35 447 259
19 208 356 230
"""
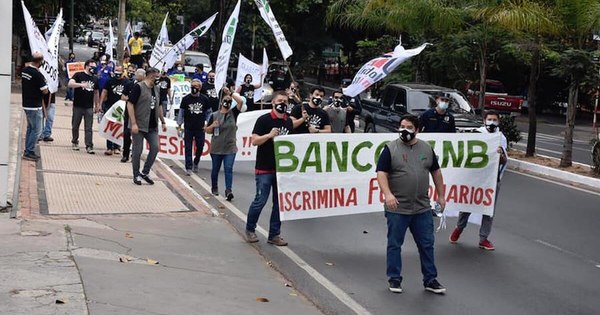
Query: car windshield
184 55 211 68
409 90 474 114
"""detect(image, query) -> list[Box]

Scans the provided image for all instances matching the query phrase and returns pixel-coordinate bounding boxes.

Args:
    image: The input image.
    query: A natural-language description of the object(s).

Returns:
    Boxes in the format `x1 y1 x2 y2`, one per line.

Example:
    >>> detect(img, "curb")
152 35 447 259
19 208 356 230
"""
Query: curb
508 157 600 191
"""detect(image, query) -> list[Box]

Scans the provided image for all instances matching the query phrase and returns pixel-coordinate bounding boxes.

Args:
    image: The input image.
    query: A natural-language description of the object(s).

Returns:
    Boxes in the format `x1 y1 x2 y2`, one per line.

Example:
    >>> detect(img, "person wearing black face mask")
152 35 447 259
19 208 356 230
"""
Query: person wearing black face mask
449 110 507 251
177 79 212 175
100 65 128 155
156 71 172 118
201 70 219 112
68 59 100 154
376 114 447 295
120 68 145 162
324 90 351 133
290 86 332 134
236 73 263 111
244 90 293 246
205 87 247 199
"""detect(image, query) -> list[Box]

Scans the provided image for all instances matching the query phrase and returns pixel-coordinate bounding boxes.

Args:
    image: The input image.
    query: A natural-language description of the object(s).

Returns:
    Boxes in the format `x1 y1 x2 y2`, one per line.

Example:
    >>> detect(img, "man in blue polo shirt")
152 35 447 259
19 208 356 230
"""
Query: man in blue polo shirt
419 94 456 133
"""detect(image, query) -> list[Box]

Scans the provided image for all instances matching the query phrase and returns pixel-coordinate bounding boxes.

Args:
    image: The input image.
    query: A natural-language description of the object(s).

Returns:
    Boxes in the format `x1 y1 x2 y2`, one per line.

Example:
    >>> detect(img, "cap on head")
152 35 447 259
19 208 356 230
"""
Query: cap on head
434 92 449 102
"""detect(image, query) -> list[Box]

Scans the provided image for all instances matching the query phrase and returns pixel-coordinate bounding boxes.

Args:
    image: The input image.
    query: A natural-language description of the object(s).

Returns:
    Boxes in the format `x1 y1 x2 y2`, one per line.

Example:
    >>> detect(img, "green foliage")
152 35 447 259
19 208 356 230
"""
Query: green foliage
500 115 522 147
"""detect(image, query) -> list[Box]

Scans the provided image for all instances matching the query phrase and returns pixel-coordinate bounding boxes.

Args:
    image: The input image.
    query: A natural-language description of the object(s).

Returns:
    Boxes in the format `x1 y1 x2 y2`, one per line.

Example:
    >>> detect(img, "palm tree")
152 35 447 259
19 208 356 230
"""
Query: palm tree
553 0 600 167
475 0 560 157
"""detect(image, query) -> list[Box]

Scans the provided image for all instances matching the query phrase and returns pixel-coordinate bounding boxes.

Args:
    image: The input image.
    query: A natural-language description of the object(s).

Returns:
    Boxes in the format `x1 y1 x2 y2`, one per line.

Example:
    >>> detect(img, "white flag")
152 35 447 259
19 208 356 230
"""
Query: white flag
343 43 429 98
162 13 218 71
235 53 263 102
21 1 62 93
106 20 115 63
124 22 133 53
44 16 60 42
258 48 269 102
254 0 293 60
214 0 241 92
149 13 170 70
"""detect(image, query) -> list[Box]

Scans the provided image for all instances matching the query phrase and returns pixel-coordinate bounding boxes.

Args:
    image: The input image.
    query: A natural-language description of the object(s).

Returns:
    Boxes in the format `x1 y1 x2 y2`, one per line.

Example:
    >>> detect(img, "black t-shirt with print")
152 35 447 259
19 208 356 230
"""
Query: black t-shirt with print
290 103 331 134
239 84 255 111
201 82 220 112
180 93 211 131
21 66 47 108
157 76 171 102
252 112 293 171
72 72 99 108
104 77 128 106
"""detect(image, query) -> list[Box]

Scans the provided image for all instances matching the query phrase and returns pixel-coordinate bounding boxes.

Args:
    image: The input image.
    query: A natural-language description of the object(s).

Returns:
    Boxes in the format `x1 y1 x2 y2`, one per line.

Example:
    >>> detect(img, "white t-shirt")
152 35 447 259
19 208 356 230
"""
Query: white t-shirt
477 126 508 180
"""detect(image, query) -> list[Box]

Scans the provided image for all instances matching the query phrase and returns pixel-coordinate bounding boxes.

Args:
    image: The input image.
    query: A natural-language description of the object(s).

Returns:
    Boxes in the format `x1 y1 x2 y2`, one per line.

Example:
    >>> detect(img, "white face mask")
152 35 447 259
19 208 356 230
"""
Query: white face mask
438 102 449 110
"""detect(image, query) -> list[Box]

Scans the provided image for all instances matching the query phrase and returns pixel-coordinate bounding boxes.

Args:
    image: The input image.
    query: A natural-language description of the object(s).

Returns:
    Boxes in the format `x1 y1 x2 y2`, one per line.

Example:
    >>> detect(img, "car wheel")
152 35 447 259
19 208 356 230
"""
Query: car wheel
364 122 375 133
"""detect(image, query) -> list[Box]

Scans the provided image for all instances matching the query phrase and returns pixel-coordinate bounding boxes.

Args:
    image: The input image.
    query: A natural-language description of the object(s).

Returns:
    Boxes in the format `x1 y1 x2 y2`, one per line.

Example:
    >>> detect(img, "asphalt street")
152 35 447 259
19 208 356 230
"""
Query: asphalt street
164 159 600 315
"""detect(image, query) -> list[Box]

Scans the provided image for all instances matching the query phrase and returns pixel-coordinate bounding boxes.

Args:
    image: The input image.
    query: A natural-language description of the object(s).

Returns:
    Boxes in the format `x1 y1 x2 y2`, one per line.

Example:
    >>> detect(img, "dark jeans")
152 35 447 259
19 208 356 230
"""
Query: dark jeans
246 173 281 239
184 129 205 170
131 128 159 178
385 210 438 285
24 109 43 155
122 113 131 158
210 153 236 190
72 106 94 148
131 54 144 68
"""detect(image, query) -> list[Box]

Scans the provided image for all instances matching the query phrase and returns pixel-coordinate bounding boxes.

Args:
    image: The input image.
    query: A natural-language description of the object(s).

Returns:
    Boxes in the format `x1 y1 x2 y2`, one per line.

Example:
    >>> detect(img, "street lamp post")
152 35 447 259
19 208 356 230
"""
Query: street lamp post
69 0 74 52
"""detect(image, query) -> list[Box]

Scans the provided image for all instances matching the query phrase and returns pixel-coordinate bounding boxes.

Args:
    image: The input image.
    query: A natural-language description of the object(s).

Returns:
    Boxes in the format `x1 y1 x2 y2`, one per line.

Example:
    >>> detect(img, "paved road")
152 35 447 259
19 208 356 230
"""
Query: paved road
166 159 600 315
60 37 97 61
514 116 595 165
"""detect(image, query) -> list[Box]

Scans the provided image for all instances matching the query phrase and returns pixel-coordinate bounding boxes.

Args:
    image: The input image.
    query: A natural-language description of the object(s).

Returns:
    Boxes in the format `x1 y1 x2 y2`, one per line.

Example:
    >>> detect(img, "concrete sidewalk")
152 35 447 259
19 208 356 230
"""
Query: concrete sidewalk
1 91 322 315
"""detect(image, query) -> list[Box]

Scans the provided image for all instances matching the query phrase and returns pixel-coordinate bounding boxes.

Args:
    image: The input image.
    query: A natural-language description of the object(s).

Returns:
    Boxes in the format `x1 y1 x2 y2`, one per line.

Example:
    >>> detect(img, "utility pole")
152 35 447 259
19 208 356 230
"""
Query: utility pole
0 0 13 209
69 0 74 52
117 0 127 63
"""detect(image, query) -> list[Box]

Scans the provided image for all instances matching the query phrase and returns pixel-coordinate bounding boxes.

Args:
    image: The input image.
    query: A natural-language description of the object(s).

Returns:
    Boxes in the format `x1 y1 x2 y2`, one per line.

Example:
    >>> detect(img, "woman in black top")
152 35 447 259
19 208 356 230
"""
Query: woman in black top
236 74 262 111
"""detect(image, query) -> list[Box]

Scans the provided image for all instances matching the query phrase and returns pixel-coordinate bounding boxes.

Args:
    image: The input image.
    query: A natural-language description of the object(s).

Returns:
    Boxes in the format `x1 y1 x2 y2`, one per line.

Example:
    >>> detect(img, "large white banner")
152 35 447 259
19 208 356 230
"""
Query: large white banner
254 0 293 60
344 43 429 98
22 2 62 93
235 53 263 102
98 101 267 161
275 133 501 221
214 0 241 92
149 13 170 70
163 13 217 71
106 20 115 63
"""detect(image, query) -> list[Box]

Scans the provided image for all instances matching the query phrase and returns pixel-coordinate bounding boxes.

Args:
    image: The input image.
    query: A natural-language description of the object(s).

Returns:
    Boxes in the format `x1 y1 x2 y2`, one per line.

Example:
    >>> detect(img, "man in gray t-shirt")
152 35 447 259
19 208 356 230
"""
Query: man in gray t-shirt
324 90 350 133
376 114 446 295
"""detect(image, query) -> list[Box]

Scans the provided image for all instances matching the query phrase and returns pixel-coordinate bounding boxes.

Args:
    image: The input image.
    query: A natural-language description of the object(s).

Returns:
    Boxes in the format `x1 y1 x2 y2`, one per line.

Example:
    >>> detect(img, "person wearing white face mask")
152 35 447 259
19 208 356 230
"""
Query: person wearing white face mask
419 94 456 133
376 114 447 294
449 110 507 251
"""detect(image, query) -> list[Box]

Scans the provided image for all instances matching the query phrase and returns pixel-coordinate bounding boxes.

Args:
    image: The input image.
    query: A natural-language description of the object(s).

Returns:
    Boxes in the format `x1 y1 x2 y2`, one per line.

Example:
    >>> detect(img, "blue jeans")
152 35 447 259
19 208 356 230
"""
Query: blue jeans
24 109 43 155
210 153 236 190
385 210 438 285
246 173 281 239
184 129 205 170
42 102 56 138
65 87 74 100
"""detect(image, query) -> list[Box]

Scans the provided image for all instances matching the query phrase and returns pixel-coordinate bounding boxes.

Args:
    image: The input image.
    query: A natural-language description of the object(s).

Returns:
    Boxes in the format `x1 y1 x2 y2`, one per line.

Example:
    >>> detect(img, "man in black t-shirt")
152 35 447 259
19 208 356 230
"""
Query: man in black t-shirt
127 67 166 185
177 79 212 174
245 91 293 247
290 86 332 134
101 65 128 155
68 59 100 154
119 67 143 162
201 71 219 112
156 71 172 117
21 52 49 161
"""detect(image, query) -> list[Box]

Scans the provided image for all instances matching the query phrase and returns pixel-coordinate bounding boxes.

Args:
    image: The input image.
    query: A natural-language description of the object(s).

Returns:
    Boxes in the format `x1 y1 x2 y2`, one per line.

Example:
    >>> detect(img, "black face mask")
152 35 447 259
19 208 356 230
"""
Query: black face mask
312 97 323 106
191 87 200 95
486 123 498 133
399 128 415 143
245 79 252 85
128 73 134 79
333 99 343 107
208 78 215 84
222 100 232 109
155 78 160 85
274 102 288 114
89 67 97 74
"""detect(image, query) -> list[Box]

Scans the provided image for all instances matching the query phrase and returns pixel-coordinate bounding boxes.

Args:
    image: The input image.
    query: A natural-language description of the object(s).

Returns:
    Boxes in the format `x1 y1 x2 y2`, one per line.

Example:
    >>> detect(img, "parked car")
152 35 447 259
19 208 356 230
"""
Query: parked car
87 31 104 47
361 83 482 133
465 80 523 114
259 62 293 106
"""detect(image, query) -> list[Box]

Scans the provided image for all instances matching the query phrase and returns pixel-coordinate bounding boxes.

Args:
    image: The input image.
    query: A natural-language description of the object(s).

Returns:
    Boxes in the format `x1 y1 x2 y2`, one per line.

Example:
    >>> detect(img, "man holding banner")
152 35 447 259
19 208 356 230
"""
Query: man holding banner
376 115 446 294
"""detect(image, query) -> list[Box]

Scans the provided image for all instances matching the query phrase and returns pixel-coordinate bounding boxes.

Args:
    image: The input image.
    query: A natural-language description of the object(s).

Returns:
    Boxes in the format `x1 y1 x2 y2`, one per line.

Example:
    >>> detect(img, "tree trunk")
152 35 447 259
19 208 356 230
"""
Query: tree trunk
116 0 127 63
478 43 487 113
526 47 540 157
560 80 578 167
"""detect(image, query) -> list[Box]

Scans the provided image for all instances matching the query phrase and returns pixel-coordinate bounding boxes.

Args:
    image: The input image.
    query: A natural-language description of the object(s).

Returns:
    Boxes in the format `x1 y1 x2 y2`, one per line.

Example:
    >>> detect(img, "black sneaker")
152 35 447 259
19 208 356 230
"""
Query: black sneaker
141 174 154 185
86 146 95 154
225 189 234 201
23 153 40 161
388 279 402 293
120 156 129 163
425 279 446 294
133 176 142 185
192 164 199 173
42 136 54 142
211 187 219 196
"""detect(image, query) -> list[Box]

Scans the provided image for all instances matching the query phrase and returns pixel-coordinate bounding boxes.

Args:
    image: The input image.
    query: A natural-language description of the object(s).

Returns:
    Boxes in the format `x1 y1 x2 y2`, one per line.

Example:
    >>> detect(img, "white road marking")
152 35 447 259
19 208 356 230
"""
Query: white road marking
534 239 600 268
173 160 372 315
507 170 600 197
